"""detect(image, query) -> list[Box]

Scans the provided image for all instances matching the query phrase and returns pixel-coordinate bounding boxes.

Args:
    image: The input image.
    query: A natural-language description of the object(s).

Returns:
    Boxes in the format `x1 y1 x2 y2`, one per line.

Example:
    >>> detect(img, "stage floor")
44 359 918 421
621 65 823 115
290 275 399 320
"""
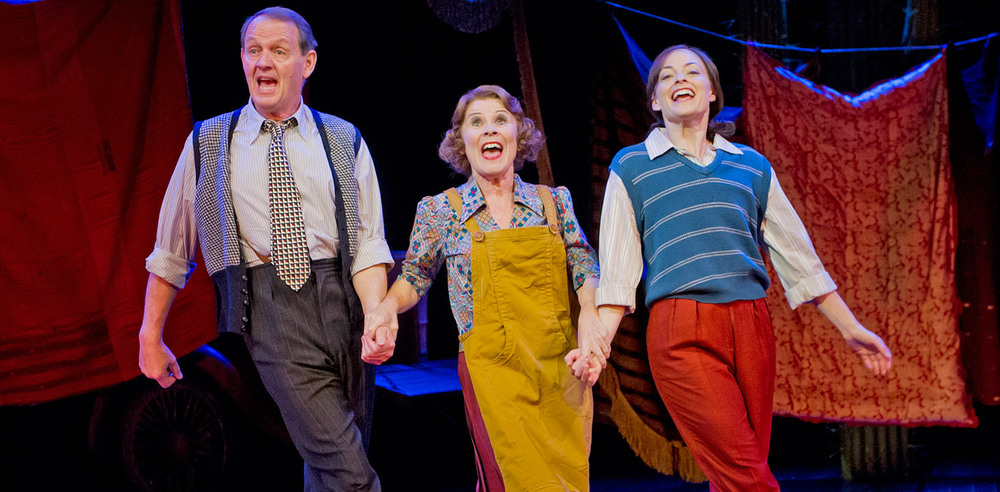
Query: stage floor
1 361 997 491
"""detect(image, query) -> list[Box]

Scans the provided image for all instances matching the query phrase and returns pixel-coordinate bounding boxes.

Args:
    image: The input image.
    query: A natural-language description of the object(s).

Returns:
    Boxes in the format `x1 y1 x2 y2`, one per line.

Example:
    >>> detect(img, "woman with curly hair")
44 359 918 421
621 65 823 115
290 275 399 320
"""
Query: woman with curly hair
365 85 604 491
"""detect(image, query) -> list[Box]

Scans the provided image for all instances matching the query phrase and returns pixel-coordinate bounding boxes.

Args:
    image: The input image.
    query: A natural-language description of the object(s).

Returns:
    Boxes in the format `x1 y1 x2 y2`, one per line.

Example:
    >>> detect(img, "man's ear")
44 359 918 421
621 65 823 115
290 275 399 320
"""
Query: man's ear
302 50 317 79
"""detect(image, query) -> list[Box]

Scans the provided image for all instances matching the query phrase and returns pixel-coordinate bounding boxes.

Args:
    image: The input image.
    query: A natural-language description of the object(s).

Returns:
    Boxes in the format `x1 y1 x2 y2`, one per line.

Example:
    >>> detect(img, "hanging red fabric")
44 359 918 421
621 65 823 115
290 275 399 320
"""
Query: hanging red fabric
0 0 217 405
743 46 976 426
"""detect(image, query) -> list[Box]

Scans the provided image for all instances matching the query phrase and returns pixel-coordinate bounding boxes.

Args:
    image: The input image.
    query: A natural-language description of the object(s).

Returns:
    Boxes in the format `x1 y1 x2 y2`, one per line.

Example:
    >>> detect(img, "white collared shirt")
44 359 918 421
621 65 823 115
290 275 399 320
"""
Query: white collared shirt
146 99 392 287
595 127 836 311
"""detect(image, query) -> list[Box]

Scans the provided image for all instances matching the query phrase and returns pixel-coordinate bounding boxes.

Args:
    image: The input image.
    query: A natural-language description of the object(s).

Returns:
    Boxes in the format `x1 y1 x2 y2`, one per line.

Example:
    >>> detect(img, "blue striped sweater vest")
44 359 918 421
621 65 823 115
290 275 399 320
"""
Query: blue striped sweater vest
611 141 772 308
192 106 364 333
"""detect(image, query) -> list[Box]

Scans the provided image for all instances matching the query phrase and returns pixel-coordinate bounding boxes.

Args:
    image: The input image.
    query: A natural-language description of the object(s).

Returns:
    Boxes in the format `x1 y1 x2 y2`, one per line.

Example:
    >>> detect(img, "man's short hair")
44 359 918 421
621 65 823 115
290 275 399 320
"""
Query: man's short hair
240 6 318 54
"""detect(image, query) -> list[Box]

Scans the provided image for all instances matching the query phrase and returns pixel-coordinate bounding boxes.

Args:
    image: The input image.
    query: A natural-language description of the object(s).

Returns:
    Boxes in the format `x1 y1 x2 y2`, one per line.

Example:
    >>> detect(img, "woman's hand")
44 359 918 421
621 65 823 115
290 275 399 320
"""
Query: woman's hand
814 291 892 376
573 278 613 372
564 348 602 386
576 309 612 369
840 324 892 376
361 280 423 365
566 301 626 386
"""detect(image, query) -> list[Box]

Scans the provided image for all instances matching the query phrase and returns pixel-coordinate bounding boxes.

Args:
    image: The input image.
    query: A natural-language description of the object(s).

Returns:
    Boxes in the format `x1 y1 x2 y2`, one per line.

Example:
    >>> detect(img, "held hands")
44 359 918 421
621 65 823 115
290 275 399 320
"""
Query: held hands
138 335 183 389
565 310 613 387
577 309 612 369
565 349 602 387
362 298 398 365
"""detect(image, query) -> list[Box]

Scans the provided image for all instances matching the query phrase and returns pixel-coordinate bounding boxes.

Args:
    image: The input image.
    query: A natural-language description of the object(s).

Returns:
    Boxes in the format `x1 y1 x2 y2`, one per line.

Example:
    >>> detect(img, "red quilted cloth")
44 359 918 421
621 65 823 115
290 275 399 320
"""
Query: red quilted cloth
0 0 217 405
743 46 976 426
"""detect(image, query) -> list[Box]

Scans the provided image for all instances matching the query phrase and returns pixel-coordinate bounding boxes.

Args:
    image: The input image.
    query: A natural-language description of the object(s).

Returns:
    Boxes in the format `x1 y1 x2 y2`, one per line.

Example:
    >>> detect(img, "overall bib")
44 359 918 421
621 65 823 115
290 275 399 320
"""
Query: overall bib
446 186 592 491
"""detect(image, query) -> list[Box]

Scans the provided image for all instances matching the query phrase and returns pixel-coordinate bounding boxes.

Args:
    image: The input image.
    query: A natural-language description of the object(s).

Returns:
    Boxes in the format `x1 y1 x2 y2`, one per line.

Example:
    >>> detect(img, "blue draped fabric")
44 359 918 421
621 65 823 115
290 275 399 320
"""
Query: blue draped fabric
612 13 652 84
961 40 998 148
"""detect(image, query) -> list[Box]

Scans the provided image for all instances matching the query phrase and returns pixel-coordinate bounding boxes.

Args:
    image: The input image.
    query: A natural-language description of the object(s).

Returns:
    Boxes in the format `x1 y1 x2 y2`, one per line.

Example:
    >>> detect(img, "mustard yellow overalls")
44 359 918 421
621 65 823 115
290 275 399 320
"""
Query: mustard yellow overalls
446 185 592 491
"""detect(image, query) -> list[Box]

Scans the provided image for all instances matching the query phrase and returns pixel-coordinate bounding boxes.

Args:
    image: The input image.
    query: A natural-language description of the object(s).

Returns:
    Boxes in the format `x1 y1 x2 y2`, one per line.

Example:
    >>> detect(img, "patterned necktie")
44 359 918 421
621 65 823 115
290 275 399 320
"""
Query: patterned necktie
263 118 311 291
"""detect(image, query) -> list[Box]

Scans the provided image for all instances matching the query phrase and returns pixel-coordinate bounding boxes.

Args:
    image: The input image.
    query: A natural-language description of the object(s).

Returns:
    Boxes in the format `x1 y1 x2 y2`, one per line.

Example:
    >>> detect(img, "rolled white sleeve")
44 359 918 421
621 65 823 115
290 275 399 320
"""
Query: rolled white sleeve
145 133 199 289
350 137 394 276
595 171 644 313
762 172 837 309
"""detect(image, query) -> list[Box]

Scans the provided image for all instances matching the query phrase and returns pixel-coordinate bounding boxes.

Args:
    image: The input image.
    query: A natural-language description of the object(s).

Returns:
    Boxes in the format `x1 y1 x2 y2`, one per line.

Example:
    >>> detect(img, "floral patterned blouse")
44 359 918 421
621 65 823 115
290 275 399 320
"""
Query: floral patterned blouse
399 174 599 336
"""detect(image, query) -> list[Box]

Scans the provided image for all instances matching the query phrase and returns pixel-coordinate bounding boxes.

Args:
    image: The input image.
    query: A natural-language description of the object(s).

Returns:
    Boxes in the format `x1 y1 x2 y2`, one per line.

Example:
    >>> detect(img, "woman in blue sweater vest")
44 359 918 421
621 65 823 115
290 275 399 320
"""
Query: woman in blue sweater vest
567 45 892 491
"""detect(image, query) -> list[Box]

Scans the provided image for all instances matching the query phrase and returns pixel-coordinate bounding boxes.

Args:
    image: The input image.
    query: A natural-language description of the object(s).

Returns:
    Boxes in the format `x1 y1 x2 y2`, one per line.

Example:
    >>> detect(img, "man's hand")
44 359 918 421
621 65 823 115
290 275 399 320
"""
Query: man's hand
138 274 182 388
139 337 183 388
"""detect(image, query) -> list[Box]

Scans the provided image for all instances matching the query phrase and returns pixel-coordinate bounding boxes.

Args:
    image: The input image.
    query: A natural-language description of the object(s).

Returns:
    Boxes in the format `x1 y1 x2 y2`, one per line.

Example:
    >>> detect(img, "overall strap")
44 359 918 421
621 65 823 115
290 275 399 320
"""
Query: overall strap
534 184 560 236
445 187 483 235
444 187 462 215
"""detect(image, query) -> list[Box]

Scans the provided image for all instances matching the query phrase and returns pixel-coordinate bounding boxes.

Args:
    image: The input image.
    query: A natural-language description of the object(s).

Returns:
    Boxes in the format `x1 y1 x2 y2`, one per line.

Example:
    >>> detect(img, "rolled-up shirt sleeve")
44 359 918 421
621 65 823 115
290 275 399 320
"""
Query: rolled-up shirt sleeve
762 171 837 309
595 171 644 313
145 133 199 289
350 136 394 276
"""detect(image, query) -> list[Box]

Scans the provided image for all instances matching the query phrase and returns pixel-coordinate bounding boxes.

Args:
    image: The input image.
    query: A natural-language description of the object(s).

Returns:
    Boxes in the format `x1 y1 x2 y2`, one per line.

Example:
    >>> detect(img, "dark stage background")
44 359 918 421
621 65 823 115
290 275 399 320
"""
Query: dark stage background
2 0 999 490
180 0 617 361
178 0 1000 377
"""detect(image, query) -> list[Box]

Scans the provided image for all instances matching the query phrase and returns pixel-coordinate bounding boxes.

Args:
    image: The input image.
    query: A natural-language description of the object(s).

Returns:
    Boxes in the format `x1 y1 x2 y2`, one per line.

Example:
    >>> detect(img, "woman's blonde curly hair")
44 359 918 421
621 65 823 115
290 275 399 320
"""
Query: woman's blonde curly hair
438 85 545 176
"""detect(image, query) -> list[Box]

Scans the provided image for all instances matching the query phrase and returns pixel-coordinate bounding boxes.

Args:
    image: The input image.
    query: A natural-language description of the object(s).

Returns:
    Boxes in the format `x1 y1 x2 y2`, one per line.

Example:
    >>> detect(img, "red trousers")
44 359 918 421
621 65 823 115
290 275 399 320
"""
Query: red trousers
647 298 780 492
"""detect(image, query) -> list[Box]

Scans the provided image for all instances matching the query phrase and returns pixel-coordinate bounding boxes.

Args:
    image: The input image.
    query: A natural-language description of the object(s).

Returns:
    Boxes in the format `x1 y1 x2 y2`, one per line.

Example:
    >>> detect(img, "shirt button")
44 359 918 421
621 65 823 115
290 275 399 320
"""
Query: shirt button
242 316 249 323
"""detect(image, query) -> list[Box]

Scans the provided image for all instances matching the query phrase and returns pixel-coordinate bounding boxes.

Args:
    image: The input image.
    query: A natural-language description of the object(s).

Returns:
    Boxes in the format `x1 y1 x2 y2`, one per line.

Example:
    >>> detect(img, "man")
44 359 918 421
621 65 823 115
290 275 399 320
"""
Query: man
139 7 394 491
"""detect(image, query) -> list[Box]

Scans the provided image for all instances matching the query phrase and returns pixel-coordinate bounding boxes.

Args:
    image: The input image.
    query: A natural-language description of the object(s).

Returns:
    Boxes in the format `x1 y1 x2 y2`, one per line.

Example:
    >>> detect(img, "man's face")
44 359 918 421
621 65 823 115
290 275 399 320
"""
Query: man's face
241 16 316 121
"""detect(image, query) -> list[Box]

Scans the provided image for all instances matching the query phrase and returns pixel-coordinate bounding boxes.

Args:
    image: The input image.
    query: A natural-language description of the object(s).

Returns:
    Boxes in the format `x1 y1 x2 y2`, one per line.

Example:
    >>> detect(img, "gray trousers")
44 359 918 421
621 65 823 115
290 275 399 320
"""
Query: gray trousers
244 258 380 491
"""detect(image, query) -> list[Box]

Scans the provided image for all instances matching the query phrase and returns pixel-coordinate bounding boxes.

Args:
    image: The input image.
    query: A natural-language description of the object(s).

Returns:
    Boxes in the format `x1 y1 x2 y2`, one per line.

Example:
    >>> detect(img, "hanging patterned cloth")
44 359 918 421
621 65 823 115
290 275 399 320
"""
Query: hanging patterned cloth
743 46 976 426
